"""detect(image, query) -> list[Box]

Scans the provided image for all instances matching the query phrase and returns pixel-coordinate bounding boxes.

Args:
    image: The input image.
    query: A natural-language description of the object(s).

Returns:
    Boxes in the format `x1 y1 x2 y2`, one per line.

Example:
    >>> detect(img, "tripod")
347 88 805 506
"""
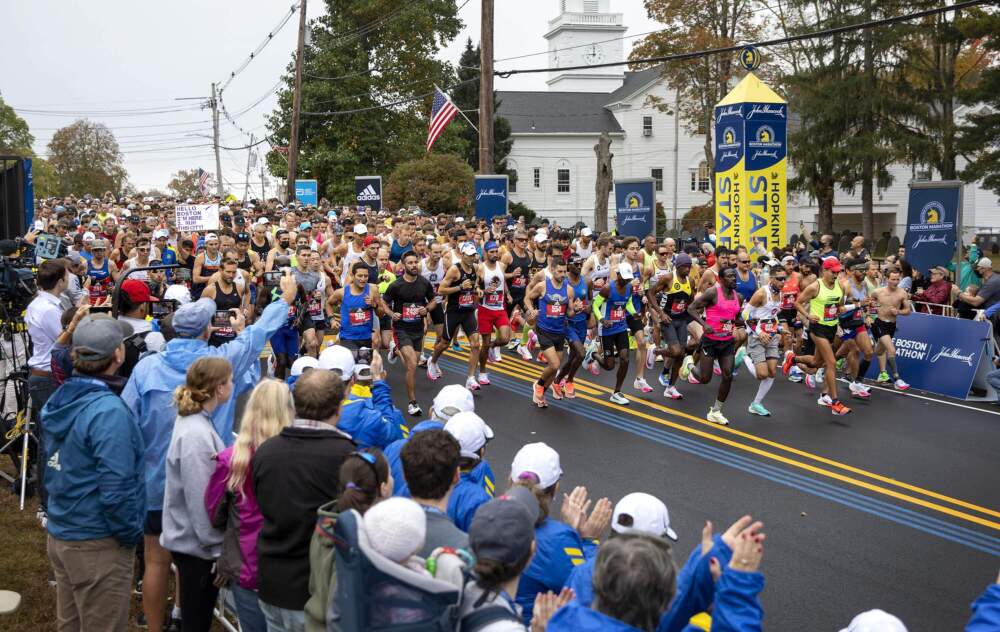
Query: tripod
0 303 37 510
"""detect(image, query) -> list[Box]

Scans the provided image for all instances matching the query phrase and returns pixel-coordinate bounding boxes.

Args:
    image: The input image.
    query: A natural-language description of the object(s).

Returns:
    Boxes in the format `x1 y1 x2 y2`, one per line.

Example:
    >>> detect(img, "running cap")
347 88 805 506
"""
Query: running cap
205 232 219 242
822 257 842 273
121 279 159 303
674 253 693 267
153 228 169 239
72 314 133 361
431 384 475 421
580 227 593 237
484 240 499 252
354 223 368 235
510 442 562 489
444 411 494 459
460 242 477 257
82 231 96 242
617 262 635 280
533 232 548 244
611 492 678 541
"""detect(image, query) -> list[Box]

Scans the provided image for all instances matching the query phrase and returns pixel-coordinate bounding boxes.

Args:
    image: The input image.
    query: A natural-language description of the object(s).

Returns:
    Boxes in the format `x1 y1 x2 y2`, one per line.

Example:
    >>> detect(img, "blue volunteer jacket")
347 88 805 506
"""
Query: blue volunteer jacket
968 584 1000 631
446 473 491 532
41 376 146 547
337 382 408 449
465 458 497 498
516 518 600 623
385 420 443 497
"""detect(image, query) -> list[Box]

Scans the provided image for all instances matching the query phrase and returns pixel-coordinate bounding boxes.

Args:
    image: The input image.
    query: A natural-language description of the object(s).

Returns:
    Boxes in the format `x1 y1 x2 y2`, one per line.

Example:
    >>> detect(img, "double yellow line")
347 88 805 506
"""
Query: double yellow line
433 341 1000 532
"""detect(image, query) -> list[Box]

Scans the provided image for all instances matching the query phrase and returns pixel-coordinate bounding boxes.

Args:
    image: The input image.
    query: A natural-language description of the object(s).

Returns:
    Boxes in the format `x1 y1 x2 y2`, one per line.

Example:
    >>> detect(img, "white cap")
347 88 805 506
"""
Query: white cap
976 257 992 269
354 223 368 235
318 345 355 375
611 492 677 540
185 198 194 203
444 411 494 459
82 231 96 242
431 384 475 421
363 497 426 564
290 355 319 377
839 609 908 632
143 204 152 211
455 216 465 223
617 262 635 280
580 227 593 237
153 228 169 239
163 284 192 305
510 442 562 489
257 217 270 225
460 242 477 257
533 232 548 244
120 209 131 218
205 232 219 242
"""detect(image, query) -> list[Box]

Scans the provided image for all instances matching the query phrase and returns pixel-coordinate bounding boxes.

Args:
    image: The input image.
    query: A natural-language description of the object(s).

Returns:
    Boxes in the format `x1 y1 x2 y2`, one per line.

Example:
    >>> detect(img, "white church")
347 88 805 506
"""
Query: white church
497 0 999 242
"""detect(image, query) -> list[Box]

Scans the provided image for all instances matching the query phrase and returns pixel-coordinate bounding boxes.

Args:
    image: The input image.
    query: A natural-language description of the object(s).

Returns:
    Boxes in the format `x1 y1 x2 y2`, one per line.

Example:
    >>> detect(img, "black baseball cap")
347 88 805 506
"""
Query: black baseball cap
235 232 250 242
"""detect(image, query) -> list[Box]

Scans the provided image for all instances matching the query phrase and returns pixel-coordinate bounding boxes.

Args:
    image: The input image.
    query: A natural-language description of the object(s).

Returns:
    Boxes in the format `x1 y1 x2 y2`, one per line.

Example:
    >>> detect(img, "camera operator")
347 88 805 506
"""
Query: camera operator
25 259 71 509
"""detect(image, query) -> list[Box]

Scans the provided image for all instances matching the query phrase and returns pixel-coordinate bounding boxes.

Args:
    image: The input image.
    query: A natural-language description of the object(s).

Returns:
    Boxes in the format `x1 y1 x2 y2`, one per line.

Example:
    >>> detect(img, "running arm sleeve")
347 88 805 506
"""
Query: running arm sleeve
625 299 638 316
592 294 606 320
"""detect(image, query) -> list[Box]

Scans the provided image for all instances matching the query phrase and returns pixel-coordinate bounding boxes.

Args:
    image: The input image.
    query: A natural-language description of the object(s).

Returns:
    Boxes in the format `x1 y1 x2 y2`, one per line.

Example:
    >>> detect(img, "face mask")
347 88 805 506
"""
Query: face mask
280 240 290 248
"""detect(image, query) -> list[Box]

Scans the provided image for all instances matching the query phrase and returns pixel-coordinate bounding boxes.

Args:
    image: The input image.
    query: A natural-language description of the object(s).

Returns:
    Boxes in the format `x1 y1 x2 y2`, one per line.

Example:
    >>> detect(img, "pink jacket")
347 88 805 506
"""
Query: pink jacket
205 446 263 590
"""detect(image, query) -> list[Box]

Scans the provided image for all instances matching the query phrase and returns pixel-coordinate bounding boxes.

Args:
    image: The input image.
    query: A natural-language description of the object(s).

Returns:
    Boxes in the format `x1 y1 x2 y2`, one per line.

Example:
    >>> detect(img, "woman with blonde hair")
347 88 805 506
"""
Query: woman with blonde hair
161 356 233 632
205 378 294 632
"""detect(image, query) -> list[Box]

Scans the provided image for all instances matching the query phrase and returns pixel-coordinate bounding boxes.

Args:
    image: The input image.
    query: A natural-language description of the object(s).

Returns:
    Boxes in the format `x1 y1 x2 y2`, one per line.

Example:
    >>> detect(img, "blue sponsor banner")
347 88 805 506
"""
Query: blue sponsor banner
294 179 318 206
865 312 990 400
355 175 382 211
23 158 34 227
474 175 508 220
903 182 960 274
713 104 744 173
614 179 655 238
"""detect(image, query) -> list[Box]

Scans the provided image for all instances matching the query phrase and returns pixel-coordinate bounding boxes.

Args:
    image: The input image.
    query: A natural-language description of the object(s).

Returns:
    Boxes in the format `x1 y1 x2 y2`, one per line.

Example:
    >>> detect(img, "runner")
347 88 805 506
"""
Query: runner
646 253 694 400
328 260 380 357
476 241 511 384
618 237 653 394
680 267 744 425
502 230 532 354
84 238 118 305
419 241 448 367
871 270 913 390
591 263 639 405
191 232 222 299
837 260 875 399
744 264 784 416
428 242 482 391
552 254 591 398
524 257 575 407
384 251 436 416
573 227 594 260
201 257 245 348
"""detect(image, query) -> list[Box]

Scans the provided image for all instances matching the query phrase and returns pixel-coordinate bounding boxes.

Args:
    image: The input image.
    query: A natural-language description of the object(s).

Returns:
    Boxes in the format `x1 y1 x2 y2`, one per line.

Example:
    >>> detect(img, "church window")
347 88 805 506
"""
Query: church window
583 0 599 12
651 168 663 192
509 169 518 192
690 161 711 192
533 167 541 188
557 168 571 193
643 116 653 136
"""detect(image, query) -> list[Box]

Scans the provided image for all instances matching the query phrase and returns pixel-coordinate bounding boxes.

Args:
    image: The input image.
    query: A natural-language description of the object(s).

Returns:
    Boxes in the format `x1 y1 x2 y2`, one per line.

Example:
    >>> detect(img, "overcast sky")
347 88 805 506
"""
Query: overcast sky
3 0 659 196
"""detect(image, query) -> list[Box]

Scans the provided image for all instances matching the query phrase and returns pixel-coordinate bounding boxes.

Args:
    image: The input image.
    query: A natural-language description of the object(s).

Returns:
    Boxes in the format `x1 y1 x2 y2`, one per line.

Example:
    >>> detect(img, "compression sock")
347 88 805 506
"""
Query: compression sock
754 377 774 403
519 325 530 345
856 357 871 382
887 356 899 379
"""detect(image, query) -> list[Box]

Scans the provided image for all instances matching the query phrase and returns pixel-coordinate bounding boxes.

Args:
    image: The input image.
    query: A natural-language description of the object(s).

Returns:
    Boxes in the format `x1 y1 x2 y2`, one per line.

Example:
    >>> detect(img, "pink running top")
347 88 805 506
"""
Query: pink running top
704 283 740 341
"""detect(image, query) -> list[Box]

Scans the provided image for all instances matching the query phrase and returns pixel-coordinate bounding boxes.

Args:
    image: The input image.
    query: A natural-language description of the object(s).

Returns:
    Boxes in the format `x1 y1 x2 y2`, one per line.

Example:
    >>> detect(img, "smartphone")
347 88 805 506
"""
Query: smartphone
356 346 372 365
152 300 177 317
263 271 283 288
213 310 233 327
90 305 112 314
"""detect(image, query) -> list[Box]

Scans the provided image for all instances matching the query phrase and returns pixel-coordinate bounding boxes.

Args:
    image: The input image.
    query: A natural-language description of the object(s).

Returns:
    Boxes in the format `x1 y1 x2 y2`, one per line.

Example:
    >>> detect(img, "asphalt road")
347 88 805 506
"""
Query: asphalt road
381 343 1000 631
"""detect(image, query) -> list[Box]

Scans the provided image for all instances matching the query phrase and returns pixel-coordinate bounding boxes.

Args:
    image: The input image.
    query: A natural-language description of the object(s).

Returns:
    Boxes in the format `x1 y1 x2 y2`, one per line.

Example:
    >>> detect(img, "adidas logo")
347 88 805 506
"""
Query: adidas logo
357 184 380 201
47 451 61 471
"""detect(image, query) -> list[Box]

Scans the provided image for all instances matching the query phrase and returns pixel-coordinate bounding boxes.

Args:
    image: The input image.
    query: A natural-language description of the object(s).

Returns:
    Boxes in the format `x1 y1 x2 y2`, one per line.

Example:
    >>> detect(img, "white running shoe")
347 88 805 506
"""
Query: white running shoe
849 382 871 399
816 367 826 384
817 393 834 407
645 346 656 370
706 408 730 425
466 376 481 391
516 344 533 361
634 377 653 393
587 360 601 376
478 372 491 386
386 341 398 364
610 391 630 405
407 401 422 416
506 338 519 350
664 385 683 400
894 378 910 391
488 346 501 363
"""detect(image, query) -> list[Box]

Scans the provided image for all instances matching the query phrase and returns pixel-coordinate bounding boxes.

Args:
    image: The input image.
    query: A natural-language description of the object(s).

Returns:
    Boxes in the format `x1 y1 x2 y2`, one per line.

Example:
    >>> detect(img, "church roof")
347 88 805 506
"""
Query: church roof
497 67 665 135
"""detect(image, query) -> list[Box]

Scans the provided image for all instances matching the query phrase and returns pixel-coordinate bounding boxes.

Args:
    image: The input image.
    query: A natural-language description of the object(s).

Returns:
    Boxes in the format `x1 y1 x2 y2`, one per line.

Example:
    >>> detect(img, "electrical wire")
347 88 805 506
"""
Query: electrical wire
218 3 300 93
301 75 479 116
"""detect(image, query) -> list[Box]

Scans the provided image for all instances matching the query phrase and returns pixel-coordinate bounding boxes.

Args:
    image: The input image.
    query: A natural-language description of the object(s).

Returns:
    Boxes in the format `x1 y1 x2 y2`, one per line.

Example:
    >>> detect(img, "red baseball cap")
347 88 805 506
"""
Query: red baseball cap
121 279 159 303
363 235 378 247
822 257 842 273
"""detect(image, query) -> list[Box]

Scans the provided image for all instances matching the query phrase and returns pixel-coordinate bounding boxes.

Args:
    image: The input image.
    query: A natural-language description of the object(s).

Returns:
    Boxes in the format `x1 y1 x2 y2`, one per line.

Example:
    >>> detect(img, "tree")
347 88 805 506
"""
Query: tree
266 0 463 202
0 94 33 155
593 132 614 233
46 120 128 196
958 10 1000 195
383 153 474 215
167 168 214 198
32 158 58 198
452 38 513 173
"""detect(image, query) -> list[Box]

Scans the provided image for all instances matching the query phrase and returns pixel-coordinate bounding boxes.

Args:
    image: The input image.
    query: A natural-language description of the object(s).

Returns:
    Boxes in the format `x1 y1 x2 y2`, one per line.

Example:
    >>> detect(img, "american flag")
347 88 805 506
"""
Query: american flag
197 168 209 195
427 86 458 152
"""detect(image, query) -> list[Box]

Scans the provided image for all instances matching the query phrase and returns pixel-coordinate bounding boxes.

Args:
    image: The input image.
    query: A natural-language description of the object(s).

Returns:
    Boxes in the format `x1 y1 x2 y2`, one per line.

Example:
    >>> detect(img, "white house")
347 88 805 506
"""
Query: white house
498 0 1000 240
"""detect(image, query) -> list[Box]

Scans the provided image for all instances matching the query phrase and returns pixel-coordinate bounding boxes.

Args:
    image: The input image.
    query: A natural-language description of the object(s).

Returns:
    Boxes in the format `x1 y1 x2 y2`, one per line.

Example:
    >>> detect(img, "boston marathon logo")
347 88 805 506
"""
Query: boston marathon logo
620 192 651 226
357 184 381 201
910 200 954 249
748 124 782 162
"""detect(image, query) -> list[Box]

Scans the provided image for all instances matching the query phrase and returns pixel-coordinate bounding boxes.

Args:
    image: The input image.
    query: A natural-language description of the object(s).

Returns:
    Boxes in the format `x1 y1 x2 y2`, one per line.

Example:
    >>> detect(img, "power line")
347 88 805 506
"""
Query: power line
13 105 203 117
301 75 479 116
218 3 300 93
495 0 996 77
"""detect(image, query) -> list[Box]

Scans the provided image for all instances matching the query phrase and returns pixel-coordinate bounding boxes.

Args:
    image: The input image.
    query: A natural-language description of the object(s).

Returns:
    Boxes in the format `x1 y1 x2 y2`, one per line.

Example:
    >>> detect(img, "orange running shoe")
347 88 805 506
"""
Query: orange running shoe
830 400 852 416
550 381 564 400
532 382 548 407
563 381 576 398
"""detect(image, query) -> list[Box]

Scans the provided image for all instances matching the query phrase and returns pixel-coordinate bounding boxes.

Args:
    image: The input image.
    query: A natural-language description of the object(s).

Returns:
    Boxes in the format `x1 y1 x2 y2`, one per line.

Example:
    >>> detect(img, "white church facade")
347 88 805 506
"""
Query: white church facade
498 0 999 239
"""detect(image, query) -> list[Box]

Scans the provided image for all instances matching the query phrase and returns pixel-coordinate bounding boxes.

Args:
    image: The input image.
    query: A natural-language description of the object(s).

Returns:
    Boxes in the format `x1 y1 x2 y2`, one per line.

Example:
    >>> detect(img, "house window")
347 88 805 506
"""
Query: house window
690 161 711 192
533 167 541 188
509 169 517 192
583 0 598 12
651 168 663 192
643 116 653 136
557 168 570 193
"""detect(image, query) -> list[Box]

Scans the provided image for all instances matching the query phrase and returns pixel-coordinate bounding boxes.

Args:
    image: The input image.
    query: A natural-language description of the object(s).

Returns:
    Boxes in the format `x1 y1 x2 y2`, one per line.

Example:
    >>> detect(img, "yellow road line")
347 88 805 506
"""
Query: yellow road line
434 344 1000 529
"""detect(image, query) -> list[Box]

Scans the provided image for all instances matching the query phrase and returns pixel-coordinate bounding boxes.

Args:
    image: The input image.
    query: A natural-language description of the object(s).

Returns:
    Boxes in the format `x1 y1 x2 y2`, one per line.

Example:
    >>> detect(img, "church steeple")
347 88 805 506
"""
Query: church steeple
545 0 627 92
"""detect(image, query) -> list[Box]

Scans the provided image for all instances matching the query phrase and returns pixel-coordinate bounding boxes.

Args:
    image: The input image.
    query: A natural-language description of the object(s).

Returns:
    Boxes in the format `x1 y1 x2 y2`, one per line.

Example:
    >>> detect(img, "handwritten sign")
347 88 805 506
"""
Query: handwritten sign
174 204 220 232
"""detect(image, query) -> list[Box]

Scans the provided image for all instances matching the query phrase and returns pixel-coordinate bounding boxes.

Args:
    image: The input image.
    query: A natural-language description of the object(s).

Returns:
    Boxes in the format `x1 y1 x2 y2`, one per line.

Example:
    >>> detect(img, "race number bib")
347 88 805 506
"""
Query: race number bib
401 304 422 322
307 292 323 317
458 292 475 308
609 306 625 322
484 291 503 307
511 276 527 288
349 308 371 326
720 320 735 334
761 320 779 334
780 292 796 309
670 300 687 315
545 301 566 318
823 303 838 320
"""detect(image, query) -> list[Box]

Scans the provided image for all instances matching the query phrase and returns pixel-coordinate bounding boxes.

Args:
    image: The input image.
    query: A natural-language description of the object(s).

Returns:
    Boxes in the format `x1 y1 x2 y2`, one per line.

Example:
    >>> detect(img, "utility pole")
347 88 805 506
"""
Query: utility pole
286 0 308 201
260 154 267 201
211 83 224 197
478 0 494 174
243 134 255 202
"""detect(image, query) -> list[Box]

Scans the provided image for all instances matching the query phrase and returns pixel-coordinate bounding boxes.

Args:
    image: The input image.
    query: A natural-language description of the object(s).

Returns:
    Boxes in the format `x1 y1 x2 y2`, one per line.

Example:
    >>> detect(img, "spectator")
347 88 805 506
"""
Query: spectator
839 609 907 631
385 383 475 496
334 348 407 449
509 442 611 624
363 497 430 626
967 571 1000 630
161 357 232 632
50 303 89 387
950 244 980 292
443 411 495 531
42 314 145 632
335 448 393 514
819 234 838 258
117 279 166 373
123 271 295 632
205 379 294 632
400 429 470 556
958 258 1000 311
914 267 952 315
62 252 88 307
253 368 355 631
846 235 869 262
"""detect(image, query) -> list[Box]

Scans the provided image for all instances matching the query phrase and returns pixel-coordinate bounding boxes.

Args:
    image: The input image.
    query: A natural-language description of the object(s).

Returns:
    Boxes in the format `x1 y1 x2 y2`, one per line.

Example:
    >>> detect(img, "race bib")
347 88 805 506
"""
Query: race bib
546 302 566 318
511 276 527 288
458 292 475 307
349 308 371 326
287 305 297 320
484 291 503 307
670 300 687 315
609 306 625 322
780 292 796 309
307 293 323 316
401 304 422 322
761 320 779 334
720 320 735 334
823 303 838 320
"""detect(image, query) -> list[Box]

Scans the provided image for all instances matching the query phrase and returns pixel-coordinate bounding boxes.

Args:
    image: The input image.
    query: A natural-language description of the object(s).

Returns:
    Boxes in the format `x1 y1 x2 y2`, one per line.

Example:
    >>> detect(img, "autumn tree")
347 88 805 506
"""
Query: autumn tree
46 120 128 196
383 153 474 215
958 10 1000 195
168 168 214 198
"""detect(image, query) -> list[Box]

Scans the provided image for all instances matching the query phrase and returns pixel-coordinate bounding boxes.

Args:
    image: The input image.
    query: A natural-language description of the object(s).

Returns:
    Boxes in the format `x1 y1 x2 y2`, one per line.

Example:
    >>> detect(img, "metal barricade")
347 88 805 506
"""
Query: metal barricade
910 301 956 318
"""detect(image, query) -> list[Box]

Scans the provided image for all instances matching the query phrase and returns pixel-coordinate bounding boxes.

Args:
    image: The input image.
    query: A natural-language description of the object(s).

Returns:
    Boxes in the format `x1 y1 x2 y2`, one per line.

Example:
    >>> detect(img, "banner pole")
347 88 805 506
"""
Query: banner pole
955 183 964 277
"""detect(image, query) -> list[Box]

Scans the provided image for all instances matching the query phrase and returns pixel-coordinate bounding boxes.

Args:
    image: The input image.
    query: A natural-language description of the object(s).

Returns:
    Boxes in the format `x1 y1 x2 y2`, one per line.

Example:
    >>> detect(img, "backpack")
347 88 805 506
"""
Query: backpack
305 499 339 632
117 330 151 378
459 603 523 632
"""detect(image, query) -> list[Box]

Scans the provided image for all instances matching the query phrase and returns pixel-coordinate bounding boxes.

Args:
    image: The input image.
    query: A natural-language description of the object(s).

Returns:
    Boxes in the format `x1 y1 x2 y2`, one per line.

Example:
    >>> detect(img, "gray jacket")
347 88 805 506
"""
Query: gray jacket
160 412 225 559
416 506 469 558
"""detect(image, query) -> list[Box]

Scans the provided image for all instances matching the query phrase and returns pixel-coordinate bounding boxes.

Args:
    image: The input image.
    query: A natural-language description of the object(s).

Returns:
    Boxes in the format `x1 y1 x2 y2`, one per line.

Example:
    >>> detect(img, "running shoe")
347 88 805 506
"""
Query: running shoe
713 362 722 376
527 330 538 350
533 383 548 407
452 340 462 352
817 393 833 407
804 373 816 389
876 370 891 383
849 382 871 399
466 376 481 391
587 360 601 376
679 355 695 381
782 350 795 376
894 378 910 391
743 352 756 374
478 373 491 386
748 401 771 417
387 341 398 364
835 358 846 372
658 371 670 387
664 385 683 400
645 346 656 370
551 381 564 400
563 381 576 399
516 344 533 361
830 400 852 416
706 408 730 425
537 353 547 364
426 363 440 381
816 367 826 384
734 346 747 370
418 353 428 368
628 334 637 350
488 346 501 363
407 401 423 417
787 372 804 383
610 391 630 405
687 374 701 385
634 377 654 393
506 338 520 350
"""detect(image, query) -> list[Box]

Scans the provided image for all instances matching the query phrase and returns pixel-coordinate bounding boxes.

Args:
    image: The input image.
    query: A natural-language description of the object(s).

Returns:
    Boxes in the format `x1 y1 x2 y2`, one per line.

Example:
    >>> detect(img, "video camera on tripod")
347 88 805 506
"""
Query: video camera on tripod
0 238 37 311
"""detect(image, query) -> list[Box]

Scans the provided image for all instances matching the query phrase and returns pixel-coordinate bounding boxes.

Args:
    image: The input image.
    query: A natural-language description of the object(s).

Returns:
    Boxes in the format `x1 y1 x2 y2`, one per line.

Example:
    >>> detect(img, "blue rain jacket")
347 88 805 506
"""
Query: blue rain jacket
385 420 443 496
337 381 408 449
516 518 599 623
967 584 1000 631
446 473 491 532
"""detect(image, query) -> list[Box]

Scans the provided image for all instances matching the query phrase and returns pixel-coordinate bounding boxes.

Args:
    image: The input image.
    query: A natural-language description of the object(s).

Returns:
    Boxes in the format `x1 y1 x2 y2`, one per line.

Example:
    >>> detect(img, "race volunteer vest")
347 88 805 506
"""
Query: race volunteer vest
660 274 693 320
87 257 113 303
748 285 781 335
340 284 374 341
602 281 631 336
508 250 531 293
569 276 589 323
537 277 569 335
480 262 506 311
810 279 843 327
705 283 740 341
780 273 800 310
447 264 477 312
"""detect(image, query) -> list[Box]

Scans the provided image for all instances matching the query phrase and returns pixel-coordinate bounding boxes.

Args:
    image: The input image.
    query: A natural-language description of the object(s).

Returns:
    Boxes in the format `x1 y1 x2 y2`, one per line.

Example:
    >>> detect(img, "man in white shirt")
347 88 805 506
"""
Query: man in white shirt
25 259 70 508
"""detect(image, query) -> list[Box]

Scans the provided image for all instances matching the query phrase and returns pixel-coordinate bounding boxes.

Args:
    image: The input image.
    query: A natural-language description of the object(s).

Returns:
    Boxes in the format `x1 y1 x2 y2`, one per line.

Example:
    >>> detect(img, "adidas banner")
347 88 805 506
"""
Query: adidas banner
355 176 382 211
